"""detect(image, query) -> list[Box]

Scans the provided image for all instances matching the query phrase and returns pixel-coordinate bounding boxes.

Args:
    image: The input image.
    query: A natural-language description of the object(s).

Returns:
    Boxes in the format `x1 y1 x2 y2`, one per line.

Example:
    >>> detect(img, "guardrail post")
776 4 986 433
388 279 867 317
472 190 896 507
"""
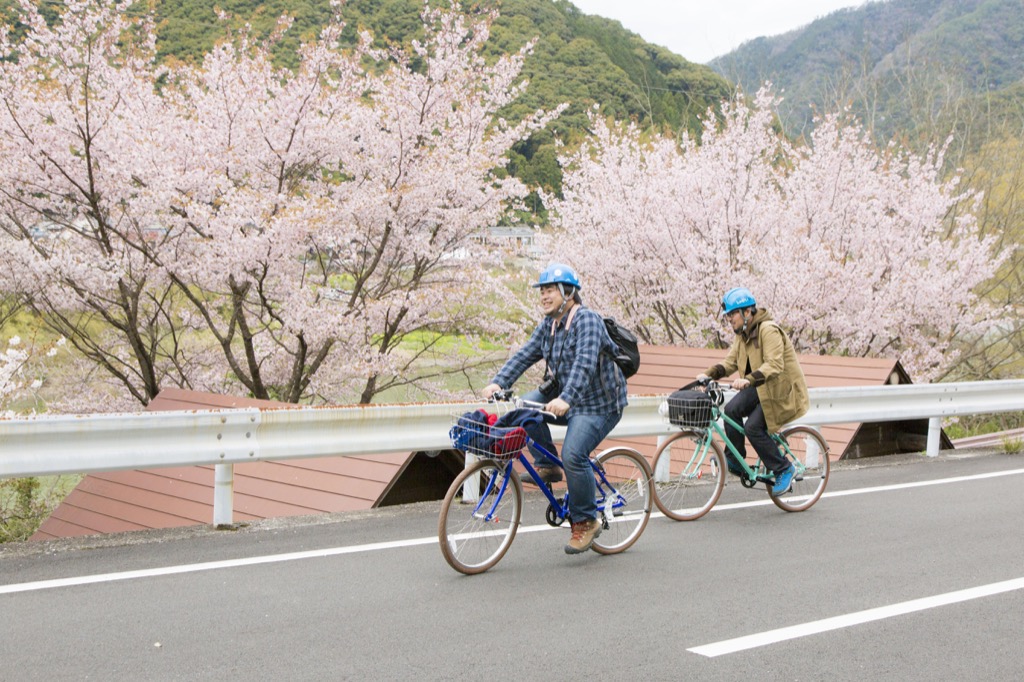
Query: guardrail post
213 463 234 527
653 435 670 482
805 425 822 467
926 417 941 458
462 453 480 503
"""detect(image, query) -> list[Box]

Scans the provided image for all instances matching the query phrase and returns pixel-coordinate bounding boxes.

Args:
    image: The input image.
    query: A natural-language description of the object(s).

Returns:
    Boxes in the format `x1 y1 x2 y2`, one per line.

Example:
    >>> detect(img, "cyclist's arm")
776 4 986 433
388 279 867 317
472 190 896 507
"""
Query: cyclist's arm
489 320 547 394
703 340 740 381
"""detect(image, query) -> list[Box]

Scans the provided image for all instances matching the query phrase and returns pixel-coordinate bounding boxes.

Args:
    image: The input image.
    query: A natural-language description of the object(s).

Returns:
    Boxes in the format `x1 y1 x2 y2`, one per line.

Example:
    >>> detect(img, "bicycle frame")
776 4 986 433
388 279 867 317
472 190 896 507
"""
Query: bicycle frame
469 433 630 525
678 401 805 485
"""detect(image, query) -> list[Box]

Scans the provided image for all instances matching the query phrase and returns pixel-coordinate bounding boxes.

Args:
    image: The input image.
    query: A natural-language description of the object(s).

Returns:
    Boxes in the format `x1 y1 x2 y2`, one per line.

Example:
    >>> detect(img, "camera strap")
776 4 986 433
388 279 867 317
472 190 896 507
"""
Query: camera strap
544 304 578 380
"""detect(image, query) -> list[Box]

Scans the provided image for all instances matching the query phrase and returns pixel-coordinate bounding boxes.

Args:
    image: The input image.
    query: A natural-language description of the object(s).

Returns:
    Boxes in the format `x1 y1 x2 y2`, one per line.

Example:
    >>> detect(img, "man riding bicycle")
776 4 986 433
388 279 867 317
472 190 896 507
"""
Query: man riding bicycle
482 263 627 555
698 287 809 495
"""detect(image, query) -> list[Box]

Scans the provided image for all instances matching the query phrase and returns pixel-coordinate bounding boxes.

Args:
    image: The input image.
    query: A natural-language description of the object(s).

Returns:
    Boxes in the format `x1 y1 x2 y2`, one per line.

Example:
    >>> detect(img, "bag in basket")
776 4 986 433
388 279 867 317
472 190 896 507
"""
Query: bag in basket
667 387 713 429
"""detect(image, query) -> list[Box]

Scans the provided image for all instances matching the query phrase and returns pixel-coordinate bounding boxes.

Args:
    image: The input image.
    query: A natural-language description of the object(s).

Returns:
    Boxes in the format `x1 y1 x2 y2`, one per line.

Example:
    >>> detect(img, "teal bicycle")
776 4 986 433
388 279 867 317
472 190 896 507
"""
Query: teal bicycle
652 379 830 520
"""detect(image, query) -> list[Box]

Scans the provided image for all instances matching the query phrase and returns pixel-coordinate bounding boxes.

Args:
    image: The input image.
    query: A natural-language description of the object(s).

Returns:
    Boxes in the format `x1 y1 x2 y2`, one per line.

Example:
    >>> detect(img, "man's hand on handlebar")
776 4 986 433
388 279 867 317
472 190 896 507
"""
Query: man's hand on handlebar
480 384 567 416
545 397 570 417
697 373 748 391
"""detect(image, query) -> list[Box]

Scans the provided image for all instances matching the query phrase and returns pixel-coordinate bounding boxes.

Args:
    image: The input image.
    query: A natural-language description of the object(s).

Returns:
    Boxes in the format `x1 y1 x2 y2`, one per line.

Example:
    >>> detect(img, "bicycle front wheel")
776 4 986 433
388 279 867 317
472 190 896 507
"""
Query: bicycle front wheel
591 447 652 555
651 429 725 521
769 426 831 512
438 458 522 574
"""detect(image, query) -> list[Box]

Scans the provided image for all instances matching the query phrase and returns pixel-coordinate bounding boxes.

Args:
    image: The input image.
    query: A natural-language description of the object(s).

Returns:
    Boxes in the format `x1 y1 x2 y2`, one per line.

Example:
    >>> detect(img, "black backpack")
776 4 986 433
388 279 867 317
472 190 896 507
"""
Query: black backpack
603 317 641 379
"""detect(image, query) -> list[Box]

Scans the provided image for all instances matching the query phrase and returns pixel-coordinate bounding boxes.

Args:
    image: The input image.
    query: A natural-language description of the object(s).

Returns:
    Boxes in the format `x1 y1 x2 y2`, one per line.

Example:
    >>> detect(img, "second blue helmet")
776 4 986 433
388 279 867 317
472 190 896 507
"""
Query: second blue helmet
721 287 756 315
533 263 581 289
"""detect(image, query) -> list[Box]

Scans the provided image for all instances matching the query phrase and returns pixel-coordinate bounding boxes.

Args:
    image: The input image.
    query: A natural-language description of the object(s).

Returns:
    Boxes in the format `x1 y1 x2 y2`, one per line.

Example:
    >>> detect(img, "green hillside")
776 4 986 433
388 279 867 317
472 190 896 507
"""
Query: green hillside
143 0 731 135
710 0 1024 144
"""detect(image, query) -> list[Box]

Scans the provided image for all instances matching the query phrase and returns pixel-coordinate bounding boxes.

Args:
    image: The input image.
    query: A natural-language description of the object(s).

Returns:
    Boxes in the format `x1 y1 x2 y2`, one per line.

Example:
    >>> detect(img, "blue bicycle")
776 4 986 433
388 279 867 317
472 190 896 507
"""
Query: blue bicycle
439 394 653 575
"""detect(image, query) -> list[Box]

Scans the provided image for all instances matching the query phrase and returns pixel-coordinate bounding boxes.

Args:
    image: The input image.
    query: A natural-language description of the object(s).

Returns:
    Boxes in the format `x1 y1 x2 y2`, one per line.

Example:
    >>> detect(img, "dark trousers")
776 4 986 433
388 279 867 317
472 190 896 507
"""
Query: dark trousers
723 386 788 475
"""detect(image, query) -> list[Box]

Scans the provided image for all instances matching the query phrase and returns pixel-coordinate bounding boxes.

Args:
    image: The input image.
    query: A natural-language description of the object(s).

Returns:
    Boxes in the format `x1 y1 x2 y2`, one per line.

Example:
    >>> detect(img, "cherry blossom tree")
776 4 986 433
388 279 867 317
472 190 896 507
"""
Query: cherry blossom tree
0 0 192 409
165 3 560 404
548 88 1005 381
0 0 560 407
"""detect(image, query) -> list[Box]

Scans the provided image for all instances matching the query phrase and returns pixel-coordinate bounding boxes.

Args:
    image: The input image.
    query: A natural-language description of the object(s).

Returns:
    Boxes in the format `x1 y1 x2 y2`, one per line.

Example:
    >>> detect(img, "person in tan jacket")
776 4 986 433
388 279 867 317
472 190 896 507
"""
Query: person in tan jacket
698 287 810 495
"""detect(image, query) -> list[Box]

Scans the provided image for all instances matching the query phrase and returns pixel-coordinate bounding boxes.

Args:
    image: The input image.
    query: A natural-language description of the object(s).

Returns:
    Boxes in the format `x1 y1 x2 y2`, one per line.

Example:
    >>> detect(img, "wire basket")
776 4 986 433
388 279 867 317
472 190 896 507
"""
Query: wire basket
449 408 529 461
665 390 714 429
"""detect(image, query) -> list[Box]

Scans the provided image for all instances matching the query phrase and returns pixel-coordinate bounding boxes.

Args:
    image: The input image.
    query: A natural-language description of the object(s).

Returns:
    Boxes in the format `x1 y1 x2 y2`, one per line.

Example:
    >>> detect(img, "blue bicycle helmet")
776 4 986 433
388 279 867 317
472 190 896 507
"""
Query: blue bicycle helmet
533 263 581 289
721 287 756 315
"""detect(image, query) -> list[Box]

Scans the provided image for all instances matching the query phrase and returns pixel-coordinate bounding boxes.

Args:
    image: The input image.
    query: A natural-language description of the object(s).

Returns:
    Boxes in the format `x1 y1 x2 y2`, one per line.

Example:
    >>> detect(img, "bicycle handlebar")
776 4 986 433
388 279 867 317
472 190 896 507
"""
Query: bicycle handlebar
693 377 727 406
488 390 556 418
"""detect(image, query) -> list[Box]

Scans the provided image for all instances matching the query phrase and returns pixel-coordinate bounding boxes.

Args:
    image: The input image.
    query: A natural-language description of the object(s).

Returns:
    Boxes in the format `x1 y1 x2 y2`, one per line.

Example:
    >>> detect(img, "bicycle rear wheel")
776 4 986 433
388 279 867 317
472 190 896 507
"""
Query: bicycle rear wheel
651 429 725 521
769 426 830 512
591 447 652 555
438 458 522 574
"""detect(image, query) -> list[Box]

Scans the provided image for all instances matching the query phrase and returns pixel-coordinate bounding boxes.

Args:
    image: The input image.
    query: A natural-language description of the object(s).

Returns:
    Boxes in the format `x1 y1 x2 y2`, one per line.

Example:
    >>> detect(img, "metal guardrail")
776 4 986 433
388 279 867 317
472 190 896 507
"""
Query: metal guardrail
2 380 1023 525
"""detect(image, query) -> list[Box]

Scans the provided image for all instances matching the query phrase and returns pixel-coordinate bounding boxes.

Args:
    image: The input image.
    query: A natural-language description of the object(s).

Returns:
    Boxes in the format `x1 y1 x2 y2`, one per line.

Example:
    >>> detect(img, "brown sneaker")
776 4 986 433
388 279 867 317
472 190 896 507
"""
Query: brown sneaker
519 467 563 486
564 518 603 554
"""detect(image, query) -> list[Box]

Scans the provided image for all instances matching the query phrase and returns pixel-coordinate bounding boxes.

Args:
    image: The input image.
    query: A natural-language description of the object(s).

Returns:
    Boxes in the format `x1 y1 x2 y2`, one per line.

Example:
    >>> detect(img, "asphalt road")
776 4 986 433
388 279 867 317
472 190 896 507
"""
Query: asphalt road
2 449 1023 681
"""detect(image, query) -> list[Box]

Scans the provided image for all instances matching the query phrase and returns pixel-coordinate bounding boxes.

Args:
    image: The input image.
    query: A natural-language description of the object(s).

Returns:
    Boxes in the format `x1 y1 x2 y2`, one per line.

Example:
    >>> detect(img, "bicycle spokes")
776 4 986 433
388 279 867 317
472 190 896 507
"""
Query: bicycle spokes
590 448 652 555
770 426 830 512
439 460 521 574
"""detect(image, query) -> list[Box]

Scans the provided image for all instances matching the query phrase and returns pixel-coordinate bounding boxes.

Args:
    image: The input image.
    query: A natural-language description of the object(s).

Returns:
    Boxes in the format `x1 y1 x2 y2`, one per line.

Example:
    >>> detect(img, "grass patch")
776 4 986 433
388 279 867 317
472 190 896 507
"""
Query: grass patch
1000 436 1023 455
0 474 83 543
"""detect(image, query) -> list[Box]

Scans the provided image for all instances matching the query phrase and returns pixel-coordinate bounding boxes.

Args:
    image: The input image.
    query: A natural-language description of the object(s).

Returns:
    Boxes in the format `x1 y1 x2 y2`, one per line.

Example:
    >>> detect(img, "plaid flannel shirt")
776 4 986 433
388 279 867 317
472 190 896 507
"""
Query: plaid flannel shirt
492 306 627 416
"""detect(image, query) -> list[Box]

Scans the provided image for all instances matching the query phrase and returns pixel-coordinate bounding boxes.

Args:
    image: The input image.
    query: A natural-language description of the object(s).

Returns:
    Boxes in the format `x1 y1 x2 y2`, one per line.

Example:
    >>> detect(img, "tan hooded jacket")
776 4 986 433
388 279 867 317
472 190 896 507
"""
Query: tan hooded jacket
704 309 810 433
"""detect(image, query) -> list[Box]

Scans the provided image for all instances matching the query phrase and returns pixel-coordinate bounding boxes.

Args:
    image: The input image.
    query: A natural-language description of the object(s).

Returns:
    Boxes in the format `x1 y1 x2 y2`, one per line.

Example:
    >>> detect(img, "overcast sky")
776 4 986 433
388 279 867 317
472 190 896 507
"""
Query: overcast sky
570 0 869 64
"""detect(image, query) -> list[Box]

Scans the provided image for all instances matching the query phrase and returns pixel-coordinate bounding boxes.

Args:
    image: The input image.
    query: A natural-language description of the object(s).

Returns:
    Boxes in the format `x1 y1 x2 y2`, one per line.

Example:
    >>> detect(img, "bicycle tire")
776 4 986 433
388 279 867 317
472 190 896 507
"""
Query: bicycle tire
651 429 726 521
768 425 830 512
591 447 653 555
438 458 522 574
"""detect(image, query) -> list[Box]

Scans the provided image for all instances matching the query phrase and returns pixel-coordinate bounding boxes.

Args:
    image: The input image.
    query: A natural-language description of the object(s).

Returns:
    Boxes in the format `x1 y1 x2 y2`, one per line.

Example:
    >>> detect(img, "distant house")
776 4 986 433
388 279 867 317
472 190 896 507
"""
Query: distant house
27 220 66 242
141 225 168 243
474 225 538 254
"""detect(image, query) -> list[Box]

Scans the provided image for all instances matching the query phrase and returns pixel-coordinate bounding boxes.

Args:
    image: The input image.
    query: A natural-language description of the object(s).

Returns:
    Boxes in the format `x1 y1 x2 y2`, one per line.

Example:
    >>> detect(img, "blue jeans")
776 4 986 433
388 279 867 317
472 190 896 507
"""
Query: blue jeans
521 389 622 523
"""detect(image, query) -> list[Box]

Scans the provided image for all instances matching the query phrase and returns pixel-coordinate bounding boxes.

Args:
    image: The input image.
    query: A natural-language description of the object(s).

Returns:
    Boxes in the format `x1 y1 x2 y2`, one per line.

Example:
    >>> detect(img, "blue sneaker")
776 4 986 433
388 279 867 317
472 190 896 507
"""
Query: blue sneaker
771 465 796 496
726 456 746 478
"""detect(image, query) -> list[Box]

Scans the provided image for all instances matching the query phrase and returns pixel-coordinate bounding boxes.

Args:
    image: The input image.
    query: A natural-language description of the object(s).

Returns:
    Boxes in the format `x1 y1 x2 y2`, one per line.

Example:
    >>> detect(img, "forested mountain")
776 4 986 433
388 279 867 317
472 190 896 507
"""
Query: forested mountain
147 0 732 134
149 0 730 206
710 0 1024 144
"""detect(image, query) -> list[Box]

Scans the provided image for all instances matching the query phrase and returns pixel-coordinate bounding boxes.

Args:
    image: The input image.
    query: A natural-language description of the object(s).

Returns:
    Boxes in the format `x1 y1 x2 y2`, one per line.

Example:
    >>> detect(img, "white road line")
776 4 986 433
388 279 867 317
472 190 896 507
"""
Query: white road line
3 467 1023 596
0 537 436 595
689 577 1024 658
818 467 1024 498
684 466 1024 514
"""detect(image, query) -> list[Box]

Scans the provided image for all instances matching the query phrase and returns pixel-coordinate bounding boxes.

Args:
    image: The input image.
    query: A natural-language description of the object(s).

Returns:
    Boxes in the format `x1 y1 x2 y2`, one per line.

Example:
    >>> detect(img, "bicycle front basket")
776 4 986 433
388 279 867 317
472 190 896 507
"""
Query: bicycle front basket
666 389 713 429
449 409 527 461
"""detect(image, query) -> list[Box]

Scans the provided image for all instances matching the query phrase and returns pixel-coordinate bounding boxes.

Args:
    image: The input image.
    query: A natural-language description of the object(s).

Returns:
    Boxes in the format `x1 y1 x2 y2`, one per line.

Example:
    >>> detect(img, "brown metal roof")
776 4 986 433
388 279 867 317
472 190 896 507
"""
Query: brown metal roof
31 388 459 541
32 347 943 541
607 344 937 464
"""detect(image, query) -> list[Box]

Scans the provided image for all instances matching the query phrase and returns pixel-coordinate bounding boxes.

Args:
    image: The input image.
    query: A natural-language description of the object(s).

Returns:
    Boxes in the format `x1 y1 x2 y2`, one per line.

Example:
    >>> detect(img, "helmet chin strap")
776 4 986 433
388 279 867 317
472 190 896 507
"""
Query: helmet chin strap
550 283 573 318
740 309 752 334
